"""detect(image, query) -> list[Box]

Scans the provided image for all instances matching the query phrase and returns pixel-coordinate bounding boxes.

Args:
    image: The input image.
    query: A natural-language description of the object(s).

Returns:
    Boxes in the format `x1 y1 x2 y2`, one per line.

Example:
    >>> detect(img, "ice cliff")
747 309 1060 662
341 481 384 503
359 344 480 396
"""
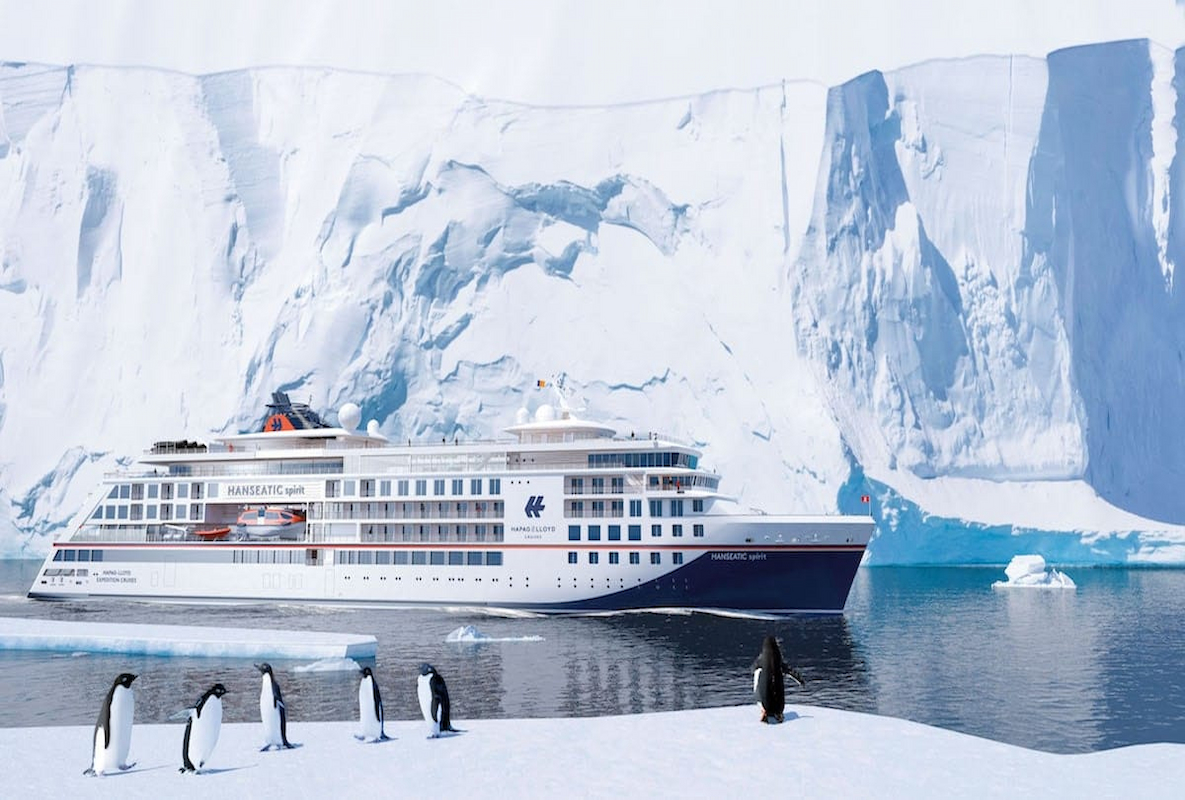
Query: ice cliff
2 40 1185 563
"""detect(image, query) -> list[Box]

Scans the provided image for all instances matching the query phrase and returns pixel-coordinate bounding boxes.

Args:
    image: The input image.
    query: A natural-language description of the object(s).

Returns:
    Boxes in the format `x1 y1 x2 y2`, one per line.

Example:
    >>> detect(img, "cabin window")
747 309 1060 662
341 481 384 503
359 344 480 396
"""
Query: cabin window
629 552 640 565
161 483 174 500
610 500 623 517
651 552 662 565
358 551 374 565
649 500 662 518
672 524 683 538
609 552 620 564
489 479 501 495
412 551 427 565
393 551 409 565
107 486 119 499
344 480 356 497
177 483 188 499
589 552 599 564
591 501 605 518
379 480 391 496
451 479 463 496
326 480 340 498
415 480 427 496
360 480 375 498
568 525 580 541
591 477 604 494
433 479 445 496
673 553 684 565
467 551 483 566
92 507 103 520
692 499 704 513
430 552 445 566
628 525 641 541
148 484 159 499
630 500 642 517
206 483 218 499
119 485 131 500
651 524 661 538
670 499 684 517
448 551 464 566
608 525 621 541
160 504 173 520
131 484 144 501
470 479 482 495
147 506 157 520
570 477 584 495
63 550 76 562
375 551 391 565
611 477 623 493
487 552 503 566
130 504 143 521
475 524 487 541
693 524 704 537
191 483 203 500
587 525 601 541
398 480 409 497
568 552 578 564
117 506 128 520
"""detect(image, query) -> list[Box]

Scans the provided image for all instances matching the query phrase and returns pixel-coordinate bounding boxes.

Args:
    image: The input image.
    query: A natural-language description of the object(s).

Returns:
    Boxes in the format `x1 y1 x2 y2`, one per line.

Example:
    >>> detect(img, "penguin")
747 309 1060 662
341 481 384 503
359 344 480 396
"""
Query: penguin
255 663 295 750
752 635 805 723
355 666 388 742
417 663 457 738
84 672 137 776
180 683 228 773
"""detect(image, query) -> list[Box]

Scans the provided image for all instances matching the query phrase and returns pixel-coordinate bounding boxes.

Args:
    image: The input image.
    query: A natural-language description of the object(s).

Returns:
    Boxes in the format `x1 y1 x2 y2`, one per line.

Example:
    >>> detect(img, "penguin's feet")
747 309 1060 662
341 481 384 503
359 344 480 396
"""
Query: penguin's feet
119 762 136 770
774 713 784 724
353 734 366 741
282 742 296 749
83 768 96 777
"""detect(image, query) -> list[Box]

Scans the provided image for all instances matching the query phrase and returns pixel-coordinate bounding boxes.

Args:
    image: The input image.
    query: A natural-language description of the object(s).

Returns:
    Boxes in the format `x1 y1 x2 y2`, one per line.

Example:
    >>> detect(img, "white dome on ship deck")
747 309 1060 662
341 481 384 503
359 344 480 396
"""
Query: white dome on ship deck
534 404 556 422
338 402 361 431
515 407 530 425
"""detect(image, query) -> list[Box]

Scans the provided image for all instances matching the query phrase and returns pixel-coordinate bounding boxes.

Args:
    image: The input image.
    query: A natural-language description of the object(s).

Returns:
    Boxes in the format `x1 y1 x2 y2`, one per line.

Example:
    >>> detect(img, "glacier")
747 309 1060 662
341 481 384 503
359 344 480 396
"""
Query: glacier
2 40 1185 564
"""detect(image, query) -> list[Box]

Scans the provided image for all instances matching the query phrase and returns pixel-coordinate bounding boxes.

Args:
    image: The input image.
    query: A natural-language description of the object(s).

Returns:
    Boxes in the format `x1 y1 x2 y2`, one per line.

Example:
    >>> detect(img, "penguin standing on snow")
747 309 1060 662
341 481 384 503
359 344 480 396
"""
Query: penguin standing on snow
255 663 295 750
752 635 805 723
355 666 388 742
417 663 457 738
84 672 137 776
180 683 228 773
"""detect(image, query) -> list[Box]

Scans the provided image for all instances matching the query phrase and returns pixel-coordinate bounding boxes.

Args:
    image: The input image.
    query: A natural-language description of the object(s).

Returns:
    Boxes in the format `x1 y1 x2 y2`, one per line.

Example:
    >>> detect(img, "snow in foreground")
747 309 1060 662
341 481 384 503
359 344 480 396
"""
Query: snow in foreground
1 706 1181 799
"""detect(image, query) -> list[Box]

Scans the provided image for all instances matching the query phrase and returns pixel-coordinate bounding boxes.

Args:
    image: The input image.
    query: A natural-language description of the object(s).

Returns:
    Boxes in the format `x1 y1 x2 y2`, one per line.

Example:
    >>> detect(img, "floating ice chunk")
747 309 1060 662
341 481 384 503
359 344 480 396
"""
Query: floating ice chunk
0 617 377 658
292 658 362 673
993 555 1076 589
445 625 543 643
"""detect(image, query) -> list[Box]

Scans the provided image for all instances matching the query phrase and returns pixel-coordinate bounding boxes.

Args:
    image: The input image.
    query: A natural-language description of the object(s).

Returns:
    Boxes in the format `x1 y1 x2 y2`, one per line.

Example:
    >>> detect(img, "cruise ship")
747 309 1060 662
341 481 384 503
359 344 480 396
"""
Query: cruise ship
28 390 873 613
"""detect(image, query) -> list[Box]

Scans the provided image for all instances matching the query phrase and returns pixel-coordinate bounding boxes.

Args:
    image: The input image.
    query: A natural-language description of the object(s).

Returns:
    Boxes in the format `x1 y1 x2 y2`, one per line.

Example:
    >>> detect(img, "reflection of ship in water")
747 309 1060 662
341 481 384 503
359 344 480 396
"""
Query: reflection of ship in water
491 612 874 719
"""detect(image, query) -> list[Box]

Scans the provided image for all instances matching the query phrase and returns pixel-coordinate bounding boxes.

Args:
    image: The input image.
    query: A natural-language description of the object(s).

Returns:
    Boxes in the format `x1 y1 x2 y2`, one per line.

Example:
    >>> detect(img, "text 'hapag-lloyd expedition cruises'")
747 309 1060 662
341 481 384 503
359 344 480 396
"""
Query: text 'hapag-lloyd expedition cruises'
30 387 872 613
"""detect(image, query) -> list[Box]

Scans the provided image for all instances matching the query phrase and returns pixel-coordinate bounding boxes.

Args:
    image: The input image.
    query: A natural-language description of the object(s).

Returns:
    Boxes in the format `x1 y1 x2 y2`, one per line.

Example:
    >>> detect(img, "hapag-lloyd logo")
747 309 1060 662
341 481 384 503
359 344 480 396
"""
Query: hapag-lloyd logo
524 495 545 518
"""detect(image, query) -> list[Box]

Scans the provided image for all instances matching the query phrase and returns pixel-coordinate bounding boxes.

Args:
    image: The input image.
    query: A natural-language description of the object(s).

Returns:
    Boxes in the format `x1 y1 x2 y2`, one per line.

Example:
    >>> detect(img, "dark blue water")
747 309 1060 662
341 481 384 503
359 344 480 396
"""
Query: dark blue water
1 559 1182 754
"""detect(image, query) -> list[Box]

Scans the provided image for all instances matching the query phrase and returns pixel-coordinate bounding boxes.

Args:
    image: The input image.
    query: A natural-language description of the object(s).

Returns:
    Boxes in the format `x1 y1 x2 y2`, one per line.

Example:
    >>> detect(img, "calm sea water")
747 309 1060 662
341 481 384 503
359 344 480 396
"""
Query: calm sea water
0 559 1181 754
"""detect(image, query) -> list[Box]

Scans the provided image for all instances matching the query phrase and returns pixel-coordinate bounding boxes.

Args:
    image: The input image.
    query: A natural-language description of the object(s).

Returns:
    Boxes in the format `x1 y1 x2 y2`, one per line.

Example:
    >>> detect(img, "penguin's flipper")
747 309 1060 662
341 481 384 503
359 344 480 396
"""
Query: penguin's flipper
784 666 805 687
753 667 762 695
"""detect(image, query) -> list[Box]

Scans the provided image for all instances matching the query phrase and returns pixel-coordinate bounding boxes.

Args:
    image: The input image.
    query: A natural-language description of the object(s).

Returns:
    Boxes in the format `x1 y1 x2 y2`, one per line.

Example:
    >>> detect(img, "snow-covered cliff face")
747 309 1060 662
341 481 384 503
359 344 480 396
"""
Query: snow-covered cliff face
3 40 1185 562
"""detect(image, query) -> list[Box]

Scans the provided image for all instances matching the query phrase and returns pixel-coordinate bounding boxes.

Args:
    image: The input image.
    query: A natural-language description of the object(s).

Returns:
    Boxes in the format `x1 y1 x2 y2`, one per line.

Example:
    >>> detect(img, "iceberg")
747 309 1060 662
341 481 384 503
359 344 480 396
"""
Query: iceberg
992 555 1076 589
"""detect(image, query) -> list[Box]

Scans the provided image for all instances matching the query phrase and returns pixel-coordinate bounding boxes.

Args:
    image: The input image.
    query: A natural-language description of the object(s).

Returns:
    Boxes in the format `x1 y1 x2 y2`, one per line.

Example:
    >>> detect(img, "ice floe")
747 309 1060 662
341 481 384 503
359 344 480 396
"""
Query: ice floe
445 625 544 643
992 555 1076 589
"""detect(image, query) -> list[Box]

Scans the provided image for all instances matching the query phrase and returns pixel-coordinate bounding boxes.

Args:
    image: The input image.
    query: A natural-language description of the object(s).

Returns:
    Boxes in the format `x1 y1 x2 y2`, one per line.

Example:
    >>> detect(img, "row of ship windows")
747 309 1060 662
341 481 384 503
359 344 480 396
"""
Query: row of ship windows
93 504 201 521
107 483 205 501
334 550 504 566
359 524 505 543
329 478 502 499
565 498 705 519
316 501 505 521
568 551 684 565
568 524 705 541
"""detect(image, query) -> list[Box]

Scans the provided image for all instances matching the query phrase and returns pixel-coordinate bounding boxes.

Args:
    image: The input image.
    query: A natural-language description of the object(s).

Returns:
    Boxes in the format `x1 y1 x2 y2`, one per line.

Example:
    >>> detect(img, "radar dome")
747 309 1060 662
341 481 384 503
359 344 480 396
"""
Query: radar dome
515 407 530 425
338 402 361 431
366 419 382 437
534 404 556 423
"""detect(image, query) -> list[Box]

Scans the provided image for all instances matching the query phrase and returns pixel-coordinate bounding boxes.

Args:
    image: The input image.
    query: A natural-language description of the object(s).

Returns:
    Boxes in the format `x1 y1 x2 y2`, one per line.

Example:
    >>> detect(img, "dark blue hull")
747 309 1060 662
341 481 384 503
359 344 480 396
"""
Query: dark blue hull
531 547 865 613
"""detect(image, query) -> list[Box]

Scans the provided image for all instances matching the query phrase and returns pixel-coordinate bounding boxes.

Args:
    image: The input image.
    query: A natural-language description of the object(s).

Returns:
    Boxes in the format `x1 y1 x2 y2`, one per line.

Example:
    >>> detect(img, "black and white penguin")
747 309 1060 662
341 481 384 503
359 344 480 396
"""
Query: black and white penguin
752 635 804 724
180 683 228 773
255 663 294 750
84 672 137 776
417 663 457 738
355 666 388 742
